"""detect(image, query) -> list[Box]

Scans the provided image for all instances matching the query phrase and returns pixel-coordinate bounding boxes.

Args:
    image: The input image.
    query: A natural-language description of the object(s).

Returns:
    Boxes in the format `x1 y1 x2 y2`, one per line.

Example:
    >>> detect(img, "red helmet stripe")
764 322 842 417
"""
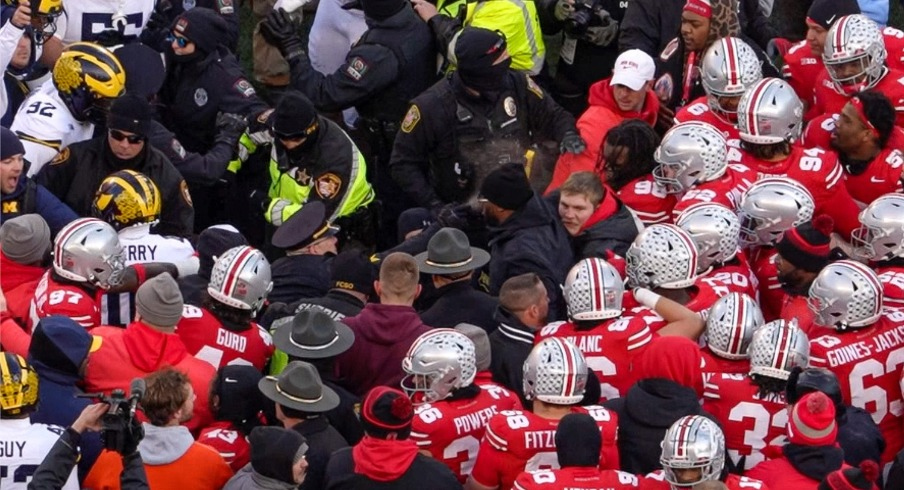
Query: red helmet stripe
772 324 791 371
675 417 693 458
728 295 745 354
220 246 255 299
724 38 739 87
745 80 772 137
557 339 576 398
590 260 603 312
54 218 100 267
833 17 848 55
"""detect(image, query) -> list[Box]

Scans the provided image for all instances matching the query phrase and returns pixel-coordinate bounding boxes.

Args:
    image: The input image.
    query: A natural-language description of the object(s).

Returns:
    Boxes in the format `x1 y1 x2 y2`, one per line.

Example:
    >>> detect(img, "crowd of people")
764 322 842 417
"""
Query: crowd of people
2 0 904 488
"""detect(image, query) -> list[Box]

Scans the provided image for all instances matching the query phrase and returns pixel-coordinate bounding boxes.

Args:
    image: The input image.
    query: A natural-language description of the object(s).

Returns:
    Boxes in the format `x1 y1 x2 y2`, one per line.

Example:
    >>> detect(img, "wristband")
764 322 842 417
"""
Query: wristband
633 287 662 309
132 263 147 285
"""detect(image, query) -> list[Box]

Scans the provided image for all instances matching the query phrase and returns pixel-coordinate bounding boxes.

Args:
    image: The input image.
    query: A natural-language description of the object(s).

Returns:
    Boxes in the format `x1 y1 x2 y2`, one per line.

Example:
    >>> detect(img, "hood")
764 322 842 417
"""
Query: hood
123 321 189 372
588 78 659 126
138 423 195 465
0 252 44 292
625 378 704 426
782 443 845 481
352 435 419 481
345 303 425 345
28 315 95 383
635 336 704 396
707 0 740 45
234 464 299 490
579 188 619 233
488 194 559 245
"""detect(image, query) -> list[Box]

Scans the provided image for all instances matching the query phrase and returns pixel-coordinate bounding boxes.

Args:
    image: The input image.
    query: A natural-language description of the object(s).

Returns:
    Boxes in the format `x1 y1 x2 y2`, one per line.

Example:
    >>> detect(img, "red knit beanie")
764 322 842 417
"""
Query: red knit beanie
775 215 834 273
788 391 838 445
819 460 879 490
684 0 712 17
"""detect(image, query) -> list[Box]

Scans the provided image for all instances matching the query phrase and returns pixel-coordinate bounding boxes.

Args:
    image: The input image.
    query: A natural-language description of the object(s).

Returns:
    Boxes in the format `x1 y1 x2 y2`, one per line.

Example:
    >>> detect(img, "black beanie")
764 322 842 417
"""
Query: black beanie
362 0 406 20
0 126 24 159
819 459 879 490
212 365 264 431
249 426 308 484
273 92 319 139
555 413 601 467
806 0 860 29
172 7 229 54
775 215 834 273
360 386 413 439
197 226 248 278
455 27 508 73
108 94 153 137
479 162 534 210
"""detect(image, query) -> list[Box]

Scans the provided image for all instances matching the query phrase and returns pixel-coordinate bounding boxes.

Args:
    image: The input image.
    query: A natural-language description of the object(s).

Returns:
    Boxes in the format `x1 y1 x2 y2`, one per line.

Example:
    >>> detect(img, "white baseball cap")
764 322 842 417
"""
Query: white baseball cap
611 49 656 91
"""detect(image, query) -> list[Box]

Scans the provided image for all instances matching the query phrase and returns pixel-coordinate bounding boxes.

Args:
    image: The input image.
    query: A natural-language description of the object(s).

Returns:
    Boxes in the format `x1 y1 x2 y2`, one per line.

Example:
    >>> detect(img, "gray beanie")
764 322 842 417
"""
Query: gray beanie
136 273 184 327
455 323 491 371
0 214 51 265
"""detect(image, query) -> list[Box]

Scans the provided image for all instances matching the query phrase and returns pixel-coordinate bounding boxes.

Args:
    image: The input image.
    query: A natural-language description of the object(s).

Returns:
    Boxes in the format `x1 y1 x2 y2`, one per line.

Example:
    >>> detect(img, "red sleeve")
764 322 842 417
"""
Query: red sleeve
470 414 522 489
0 311 31 357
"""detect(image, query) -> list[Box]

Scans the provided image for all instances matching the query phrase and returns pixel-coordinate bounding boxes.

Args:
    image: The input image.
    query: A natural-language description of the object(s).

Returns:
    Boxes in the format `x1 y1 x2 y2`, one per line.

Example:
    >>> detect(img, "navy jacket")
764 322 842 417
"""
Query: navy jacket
1 177 77 235
419 281 499 333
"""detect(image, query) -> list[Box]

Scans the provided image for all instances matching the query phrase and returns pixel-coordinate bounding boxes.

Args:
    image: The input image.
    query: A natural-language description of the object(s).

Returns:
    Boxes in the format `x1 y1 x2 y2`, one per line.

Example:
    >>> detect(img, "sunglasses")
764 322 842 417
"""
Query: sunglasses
167 34 190 48
109 129 144 144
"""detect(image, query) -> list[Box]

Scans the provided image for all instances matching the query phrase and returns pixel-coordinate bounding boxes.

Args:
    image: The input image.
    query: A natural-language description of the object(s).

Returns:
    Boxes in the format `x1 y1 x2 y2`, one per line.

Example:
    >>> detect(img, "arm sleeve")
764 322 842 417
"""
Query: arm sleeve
389 104 444 207
148 120 233 186
0 311 31 357
33 152 75 202
119 452 150 490
426 14 464 62
26 428 79 490
522 75 578 142
617 0 659 56
737 0 778 50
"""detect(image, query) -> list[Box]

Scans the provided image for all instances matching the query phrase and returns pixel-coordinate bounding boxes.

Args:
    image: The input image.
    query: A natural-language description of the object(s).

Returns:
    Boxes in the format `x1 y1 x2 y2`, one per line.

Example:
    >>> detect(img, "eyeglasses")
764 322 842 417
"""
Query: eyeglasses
109 129 144 144
167 34 190 48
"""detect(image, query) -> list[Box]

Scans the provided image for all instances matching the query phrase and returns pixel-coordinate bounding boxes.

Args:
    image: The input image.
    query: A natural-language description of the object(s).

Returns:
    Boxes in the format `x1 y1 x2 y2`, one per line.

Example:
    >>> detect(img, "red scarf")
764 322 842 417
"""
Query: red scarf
353 435 419 482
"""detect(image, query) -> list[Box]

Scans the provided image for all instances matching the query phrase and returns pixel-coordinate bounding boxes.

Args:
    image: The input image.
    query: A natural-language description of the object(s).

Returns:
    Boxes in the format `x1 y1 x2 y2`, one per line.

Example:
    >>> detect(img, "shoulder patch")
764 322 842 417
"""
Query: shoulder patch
233 79 256 98
256 108 275 124
315 172 342 199
344 57 369 81
180 181 193 207
401 105 421 133
170 139 187 159
50 146 70 165
661 37 679 61
526 75 544 98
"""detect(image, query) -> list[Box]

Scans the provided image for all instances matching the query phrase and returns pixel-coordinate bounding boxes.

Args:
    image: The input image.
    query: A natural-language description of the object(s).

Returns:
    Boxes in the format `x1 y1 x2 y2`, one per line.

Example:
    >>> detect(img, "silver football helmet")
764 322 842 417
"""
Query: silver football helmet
53 217 125 290
852 193 904 261
737 78 804 145
626 224 700 289
738 178 815 247
653 122 728 194
402 329 477 403
676 202 741 272
523 338 588 405
748 318 809 380
661 415 726 487
808 260 883 330
564 258 624 321
701 37 764 123
705 293 765 360
823 14 887 96
207 245 273 315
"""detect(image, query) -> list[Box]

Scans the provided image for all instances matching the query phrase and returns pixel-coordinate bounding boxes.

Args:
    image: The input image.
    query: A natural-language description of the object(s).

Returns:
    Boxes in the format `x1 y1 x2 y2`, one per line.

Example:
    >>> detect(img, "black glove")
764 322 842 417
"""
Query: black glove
215 112 248 145
260 8 304 59
119 416 145 456
145 0 172 31
559 130 587 154
436 203 484 230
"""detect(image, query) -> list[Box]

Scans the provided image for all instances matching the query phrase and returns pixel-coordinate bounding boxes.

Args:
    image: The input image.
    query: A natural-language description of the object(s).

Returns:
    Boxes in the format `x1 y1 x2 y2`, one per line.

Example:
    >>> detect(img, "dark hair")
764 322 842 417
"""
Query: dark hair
201 291 252 332
750 374 789 400
143 368 191 426
499 273 544 312
740 140 792 161
855 90 895 149
278 403 317 421
600 119 661 191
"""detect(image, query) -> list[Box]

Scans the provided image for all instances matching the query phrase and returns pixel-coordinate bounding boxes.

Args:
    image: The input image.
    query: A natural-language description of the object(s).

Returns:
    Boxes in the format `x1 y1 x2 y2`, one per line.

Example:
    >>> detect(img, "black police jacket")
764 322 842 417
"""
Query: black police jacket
419 281 499 333
269 254 332 305
35 136 195 238
390 72 577 207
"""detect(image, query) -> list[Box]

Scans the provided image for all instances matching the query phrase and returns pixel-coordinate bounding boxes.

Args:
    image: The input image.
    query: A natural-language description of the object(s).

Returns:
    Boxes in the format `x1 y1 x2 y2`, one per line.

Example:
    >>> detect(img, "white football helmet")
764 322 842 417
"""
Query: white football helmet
676 203 741 272
737 78 804 145
523 338 588 405
661 415 726 487
564 258 624 321
705 293 765 360
852 193 904 261
53 217 125 290
402 329 477 403
207 246 273 315
653 122 728 194
700 37 764 123
738 178 815 247
823 14 887 95
808 260 883 330
748 318 810 380
626 224 699 289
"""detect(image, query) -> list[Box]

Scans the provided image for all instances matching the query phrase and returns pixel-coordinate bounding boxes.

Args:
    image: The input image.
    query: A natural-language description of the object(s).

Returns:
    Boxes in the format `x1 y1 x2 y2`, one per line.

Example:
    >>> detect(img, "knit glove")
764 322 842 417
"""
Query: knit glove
559 130 587 154
583 10 618 46
260 8 304 59
554 0 575 21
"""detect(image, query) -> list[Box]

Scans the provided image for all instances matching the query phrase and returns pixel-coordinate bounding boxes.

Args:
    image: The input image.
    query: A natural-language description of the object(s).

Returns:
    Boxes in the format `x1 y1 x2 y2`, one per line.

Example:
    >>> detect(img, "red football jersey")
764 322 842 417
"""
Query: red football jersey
813 68 904 127
514 467 640 490
877 265 904 309
617 175 677 225
883 27 904 71
779 294 817 335
703 374 788 471
470 406 619 490
808 309 904 463
197 420 250 473
641 471 769 490
842 147 904 207
748 247 782 322
782 41 824 119
29 271 100 331
684 278 730 314
410 383 521 482
700 347 750 384
536 315 654 402
697 256 759 301
175 305 274 371
673 97 742 146
672 163 757 220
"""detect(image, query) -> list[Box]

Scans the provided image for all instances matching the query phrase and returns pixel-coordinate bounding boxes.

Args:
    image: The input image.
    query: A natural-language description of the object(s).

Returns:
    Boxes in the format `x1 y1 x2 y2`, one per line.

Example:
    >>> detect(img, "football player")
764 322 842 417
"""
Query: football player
467 338 619 490
852 193 904 308
404 329 520 483
699 293 765 379
807 260 904 464
176 245 275 371
703 319 810 470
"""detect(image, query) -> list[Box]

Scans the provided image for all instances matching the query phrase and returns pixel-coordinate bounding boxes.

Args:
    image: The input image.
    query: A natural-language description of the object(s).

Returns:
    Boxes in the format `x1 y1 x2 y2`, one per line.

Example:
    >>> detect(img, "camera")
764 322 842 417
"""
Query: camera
78 379 145 454
563 0 602 38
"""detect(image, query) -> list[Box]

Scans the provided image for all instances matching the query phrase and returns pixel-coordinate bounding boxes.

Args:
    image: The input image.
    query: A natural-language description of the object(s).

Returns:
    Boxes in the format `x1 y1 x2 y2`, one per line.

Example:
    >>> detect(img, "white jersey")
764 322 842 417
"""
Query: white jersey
100 224 197 326
10 80 94 176
53 0 154 45
0 418 78 490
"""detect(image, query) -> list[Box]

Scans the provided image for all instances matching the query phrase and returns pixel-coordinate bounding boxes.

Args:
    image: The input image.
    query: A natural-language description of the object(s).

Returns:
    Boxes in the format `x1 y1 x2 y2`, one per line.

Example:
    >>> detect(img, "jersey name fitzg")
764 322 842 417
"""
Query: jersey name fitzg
524 429 556 449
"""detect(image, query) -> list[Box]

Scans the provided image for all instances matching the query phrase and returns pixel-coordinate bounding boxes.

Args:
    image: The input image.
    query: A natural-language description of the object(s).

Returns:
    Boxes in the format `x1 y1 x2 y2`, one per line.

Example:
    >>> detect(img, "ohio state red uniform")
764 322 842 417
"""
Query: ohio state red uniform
641 470 769 490
470 407 619 490
782 41 825 118
410 383 520 482
749 247 782 322
808 308 904 463
617 175 677 225
29 271 101 330
673 97 742 145
780 294 817 335
697 255 759 300
175 305 274 372
684 277 731 314
198 421 250 473
700 348 750 383
877 265 904 308
672 163 757 220
841 147 904 207
514 468 640 490
813 68 904 126
535 314 655 402
703 374 788 471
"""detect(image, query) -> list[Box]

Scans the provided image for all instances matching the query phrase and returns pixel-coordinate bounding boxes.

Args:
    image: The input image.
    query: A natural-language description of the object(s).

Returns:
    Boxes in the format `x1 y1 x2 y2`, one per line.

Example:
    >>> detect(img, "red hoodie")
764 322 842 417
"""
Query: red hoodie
0 252 46 325
547 78 660 193
635 336 704 398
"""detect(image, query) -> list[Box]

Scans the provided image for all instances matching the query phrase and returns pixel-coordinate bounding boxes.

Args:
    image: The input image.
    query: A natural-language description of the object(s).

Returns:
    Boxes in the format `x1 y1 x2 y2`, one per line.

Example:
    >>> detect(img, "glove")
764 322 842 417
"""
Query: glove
582 10 618 46
559 130 586 154
260 8 304 59
119 416 145 456
554 0 574 21
144 0 172 31
215 112 248 143
436 203 484 231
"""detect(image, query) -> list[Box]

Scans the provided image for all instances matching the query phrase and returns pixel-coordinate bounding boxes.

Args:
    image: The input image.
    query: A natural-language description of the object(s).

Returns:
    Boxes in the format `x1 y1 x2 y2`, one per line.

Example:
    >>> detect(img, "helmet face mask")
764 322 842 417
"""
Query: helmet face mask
653 122 728 194
53 217 126 290
737 178 815 248
701 37 764 124
661 416 726 487
207 246 273 315
523 338 588 405
705 293 764 360
26 0 63 45
807 260 883 330
823 15 886 96
0 353 39 417
401 329 477 404
564 258 624 321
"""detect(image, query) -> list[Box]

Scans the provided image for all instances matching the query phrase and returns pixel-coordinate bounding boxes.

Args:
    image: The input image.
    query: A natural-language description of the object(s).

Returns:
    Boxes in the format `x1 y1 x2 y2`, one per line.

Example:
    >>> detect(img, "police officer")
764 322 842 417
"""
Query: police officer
141 0 240 53
269 201 338 306
264 92 375 244
389 27 585 210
